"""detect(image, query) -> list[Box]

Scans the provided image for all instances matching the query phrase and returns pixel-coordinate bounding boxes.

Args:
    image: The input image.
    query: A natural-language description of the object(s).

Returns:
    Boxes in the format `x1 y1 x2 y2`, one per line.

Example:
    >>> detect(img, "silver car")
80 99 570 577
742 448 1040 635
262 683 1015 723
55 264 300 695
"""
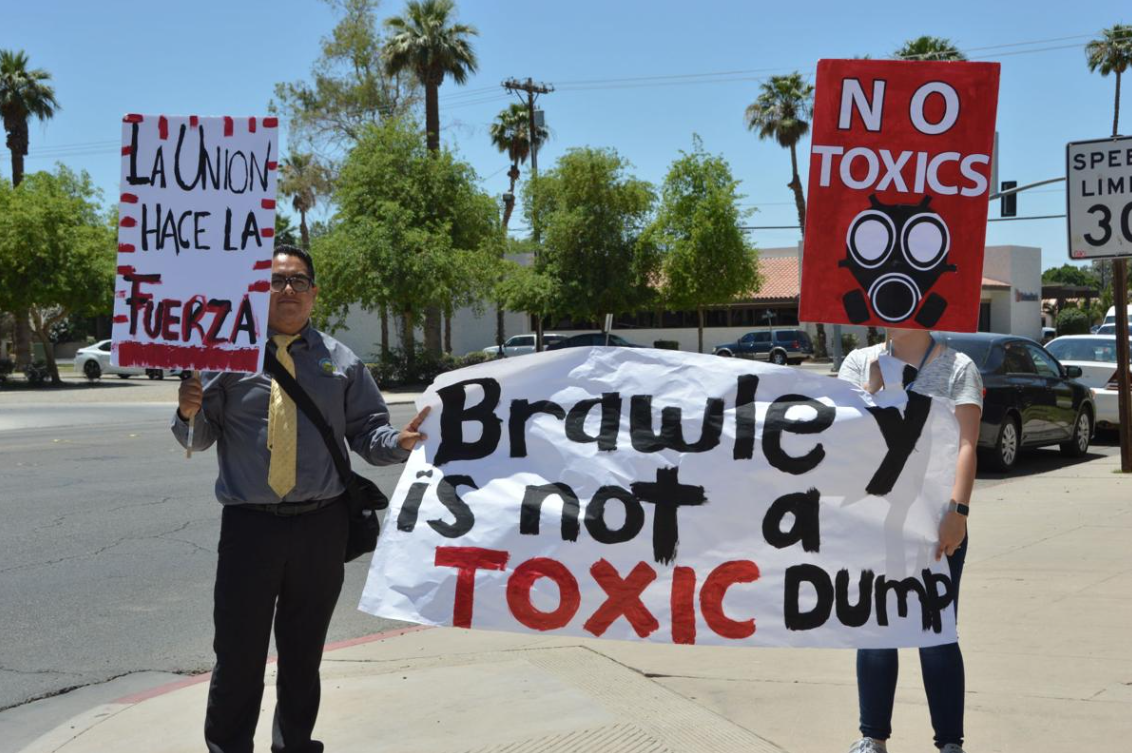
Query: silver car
481 333 566 357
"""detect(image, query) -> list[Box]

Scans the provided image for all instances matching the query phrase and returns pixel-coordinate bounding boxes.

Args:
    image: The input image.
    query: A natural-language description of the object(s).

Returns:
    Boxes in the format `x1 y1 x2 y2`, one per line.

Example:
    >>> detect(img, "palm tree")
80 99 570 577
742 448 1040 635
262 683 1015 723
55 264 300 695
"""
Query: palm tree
893 36 967 62
0 50 59 188
1 49 60 369
384 0 478 154
384 0 478 355
487 103 547 346
1086 24 1132 137
489 103 547 229
278 153 330 249
745 72 828 357
745 73 813 232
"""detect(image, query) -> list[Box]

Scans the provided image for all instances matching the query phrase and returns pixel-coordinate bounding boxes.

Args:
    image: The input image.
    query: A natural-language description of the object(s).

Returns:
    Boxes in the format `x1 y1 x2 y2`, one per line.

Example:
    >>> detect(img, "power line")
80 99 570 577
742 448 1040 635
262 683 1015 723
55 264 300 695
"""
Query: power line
533 29 1120 95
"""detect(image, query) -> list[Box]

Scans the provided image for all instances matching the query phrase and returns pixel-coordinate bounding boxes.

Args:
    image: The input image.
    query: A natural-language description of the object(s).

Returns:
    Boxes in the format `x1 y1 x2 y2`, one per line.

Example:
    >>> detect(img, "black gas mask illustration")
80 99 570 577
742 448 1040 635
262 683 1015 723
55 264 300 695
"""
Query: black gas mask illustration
839 194 956 327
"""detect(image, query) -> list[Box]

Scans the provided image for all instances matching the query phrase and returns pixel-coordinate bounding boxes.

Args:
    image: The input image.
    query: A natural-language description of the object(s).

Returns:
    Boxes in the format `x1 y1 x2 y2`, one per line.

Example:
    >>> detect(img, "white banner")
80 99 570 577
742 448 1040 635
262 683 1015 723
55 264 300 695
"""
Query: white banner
111 114 279 374
361 348 960 648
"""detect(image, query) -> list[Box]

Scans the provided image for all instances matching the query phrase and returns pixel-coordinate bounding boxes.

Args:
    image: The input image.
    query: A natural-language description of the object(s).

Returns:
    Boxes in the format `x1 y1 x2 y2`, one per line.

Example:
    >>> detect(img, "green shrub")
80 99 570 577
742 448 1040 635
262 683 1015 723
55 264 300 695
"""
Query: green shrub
458 351 499 367
653 340 680 350
1056 307 1090 336
841 333 859 353
368 349 501 389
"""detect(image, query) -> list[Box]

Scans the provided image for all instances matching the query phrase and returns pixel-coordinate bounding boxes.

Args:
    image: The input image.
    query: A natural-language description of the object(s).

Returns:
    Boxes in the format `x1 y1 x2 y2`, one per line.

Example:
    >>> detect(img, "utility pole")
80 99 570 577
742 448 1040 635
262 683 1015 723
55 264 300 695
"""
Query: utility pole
503 77 553 350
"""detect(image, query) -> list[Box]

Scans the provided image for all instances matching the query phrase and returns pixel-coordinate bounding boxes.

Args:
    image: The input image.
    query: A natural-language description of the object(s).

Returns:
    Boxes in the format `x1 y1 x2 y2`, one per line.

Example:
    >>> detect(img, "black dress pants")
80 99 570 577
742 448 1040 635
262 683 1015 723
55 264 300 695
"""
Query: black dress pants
204 499 348 753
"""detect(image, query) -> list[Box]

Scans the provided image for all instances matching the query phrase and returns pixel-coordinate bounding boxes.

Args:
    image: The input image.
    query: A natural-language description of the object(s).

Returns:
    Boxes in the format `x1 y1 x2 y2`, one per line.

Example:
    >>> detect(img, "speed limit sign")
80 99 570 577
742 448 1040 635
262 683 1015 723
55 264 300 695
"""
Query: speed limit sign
1066 136 1132 260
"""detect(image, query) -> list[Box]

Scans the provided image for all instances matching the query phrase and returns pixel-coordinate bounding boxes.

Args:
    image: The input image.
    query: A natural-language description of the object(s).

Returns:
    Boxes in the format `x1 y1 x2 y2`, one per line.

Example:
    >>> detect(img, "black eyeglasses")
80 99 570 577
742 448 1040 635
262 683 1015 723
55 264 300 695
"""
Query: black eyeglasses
270 275 314 293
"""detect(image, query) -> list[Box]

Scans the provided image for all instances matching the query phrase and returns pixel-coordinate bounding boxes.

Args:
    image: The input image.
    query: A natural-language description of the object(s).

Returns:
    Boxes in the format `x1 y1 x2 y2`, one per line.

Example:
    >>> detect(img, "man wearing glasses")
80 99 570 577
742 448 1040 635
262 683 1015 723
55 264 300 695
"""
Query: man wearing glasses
172 244 427 753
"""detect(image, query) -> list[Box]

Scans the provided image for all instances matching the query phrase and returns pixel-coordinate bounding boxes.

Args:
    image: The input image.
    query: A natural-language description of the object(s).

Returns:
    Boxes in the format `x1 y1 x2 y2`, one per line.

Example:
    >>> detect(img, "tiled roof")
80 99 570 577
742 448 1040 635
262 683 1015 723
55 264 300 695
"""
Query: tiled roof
746 258 1014 301
749 257 800 300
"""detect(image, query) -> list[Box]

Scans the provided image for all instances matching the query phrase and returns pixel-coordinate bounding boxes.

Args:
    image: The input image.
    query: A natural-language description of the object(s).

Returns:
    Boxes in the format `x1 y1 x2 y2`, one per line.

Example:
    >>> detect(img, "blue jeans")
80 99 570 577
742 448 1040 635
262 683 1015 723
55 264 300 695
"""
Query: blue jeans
857 535 967 749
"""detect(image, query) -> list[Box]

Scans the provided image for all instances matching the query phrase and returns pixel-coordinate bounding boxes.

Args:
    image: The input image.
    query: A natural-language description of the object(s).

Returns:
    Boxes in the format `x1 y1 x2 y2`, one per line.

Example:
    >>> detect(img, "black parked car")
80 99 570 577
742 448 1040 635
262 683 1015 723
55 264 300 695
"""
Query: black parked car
713 329 814 365
545 332 645 350
938 332 1094 472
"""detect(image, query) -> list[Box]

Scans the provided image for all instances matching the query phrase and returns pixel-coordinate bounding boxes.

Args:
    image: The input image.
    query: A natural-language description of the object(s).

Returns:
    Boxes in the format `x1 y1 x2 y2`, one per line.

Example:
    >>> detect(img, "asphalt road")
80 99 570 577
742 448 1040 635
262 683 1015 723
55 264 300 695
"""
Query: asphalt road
0 401 416 717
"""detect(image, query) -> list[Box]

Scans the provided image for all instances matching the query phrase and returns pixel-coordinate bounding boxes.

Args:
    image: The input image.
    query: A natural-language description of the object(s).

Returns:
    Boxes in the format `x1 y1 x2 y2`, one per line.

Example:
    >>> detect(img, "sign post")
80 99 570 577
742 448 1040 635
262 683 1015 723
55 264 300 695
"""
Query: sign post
1066 136 1132 472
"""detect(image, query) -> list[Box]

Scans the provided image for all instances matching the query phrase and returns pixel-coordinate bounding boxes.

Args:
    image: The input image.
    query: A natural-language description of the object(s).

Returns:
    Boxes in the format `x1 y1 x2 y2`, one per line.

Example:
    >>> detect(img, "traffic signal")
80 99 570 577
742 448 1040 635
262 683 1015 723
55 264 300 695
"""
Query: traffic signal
1000 180 1017 218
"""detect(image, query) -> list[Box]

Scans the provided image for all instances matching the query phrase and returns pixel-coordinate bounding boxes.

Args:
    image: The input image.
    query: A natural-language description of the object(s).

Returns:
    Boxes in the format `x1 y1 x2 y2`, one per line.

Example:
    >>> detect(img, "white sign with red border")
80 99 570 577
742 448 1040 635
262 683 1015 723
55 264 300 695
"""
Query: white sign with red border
111 114 279 373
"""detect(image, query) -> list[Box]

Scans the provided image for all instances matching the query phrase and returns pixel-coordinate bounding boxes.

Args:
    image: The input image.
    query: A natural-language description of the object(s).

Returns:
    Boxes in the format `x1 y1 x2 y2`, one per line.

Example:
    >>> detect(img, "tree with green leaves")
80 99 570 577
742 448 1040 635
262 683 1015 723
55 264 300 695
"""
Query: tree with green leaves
0 167 114 384
1042 263 1101 288
384 0 478 155
279 153 332 249
1 49 60 368
272 0 419 153
274 213 300 247
495 252 558 337
314 119 500 365
649 137 759 353
488 103 547 346
524 147 658 325
745 72 827 357
0 50 59 188
1086 24 1132 137
489 103 547 229
894 36 967 61
383 0 479 356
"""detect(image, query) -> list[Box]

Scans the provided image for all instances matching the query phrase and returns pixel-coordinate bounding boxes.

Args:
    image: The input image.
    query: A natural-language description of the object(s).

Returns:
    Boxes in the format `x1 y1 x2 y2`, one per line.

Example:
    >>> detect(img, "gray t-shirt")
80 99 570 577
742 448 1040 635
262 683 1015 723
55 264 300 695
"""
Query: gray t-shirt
838 341 984 410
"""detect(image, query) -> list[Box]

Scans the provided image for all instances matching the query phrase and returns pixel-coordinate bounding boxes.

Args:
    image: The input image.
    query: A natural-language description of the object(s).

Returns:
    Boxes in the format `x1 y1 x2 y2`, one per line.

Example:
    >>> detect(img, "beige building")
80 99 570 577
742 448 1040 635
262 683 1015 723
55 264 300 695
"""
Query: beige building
331 245 1043 360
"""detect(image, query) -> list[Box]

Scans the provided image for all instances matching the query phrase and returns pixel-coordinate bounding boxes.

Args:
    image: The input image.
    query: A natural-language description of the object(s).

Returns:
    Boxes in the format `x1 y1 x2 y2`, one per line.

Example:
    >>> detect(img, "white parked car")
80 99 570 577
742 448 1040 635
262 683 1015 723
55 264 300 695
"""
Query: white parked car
1100 304 1132 331
480 333 566 358
1045 334 1131 429
73 340 185 381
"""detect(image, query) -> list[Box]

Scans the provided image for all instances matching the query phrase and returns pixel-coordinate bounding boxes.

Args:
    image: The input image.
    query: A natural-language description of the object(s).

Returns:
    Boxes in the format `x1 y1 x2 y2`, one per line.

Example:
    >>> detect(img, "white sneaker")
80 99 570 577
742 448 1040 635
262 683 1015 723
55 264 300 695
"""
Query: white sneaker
939 746 965 753
848 739 887 753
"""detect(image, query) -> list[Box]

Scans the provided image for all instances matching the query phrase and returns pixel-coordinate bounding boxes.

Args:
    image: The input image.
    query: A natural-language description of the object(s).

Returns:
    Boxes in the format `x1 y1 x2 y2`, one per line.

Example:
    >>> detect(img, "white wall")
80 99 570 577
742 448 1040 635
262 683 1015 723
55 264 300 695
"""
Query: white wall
329 305 529 361
983 245 1042 339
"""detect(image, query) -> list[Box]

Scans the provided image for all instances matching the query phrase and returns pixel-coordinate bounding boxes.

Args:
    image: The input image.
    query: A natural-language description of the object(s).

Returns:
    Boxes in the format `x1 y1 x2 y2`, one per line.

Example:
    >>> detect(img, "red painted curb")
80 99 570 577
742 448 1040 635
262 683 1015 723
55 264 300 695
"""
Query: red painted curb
112 625 431 705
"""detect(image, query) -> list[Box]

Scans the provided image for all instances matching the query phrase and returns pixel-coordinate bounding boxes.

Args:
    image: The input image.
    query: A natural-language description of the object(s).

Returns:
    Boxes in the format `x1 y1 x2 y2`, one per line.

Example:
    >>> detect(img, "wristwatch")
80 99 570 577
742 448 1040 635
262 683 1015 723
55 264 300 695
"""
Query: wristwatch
948 501 970 517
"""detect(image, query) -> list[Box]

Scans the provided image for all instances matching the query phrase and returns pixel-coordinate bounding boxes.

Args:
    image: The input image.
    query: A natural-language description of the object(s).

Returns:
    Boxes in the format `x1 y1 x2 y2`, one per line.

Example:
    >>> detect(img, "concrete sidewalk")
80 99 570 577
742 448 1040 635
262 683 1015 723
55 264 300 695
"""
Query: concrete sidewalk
15 451 1131 753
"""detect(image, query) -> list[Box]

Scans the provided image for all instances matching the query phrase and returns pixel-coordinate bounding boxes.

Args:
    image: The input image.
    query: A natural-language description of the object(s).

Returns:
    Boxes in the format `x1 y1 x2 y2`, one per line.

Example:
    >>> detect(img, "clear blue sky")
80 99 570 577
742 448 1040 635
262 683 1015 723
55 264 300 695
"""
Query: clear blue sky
3 0 1128 271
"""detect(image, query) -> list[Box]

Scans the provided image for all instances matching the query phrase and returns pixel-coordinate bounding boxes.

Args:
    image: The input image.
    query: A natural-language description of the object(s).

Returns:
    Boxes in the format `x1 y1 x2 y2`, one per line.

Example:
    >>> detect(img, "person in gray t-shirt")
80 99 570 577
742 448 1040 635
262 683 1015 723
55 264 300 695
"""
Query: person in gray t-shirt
838 328 982 753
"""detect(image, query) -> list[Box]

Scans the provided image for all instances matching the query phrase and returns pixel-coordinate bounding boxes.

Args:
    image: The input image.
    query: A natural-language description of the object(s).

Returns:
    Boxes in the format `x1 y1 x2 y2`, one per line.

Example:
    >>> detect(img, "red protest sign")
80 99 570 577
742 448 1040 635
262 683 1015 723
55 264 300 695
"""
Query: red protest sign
799 60 1000 332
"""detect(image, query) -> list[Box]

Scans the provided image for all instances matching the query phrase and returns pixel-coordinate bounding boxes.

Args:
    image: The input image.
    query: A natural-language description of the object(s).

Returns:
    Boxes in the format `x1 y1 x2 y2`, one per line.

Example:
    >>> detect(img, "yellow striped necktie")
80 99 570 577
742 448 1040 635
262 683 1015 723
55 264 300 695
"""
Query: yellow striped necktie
267 334 301 498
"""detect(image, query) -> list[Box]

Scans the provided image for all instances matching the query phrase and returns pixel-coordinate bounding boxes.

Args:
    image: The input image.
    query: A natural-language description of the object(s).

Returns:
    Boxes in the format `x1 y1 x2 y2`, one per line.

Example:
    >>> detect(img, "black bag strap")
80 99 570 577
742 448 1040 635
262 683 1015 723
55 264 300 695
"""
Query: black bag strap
264 345 352 486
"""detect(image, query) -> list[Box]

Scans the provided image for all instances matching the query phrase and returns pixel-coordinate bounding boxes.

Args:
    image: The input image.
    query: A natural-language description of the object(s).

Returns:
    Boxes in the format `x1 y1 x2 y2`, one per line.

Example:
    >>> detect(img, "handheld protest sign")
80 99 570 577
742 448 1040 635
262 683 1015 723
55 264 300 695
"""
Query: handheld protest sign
361 348 963 649
111 115 279 374
799 60 1000 332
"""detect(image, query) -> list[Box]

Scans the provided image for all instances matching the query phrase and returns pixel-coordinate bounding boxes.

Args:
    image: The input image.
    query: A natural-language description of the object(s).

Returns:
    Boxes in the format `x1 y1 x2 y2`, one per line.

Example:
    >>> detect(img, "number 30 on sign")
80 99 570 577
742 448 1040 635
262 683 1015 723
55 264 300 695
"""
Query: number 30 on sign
1066 136 1132 260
